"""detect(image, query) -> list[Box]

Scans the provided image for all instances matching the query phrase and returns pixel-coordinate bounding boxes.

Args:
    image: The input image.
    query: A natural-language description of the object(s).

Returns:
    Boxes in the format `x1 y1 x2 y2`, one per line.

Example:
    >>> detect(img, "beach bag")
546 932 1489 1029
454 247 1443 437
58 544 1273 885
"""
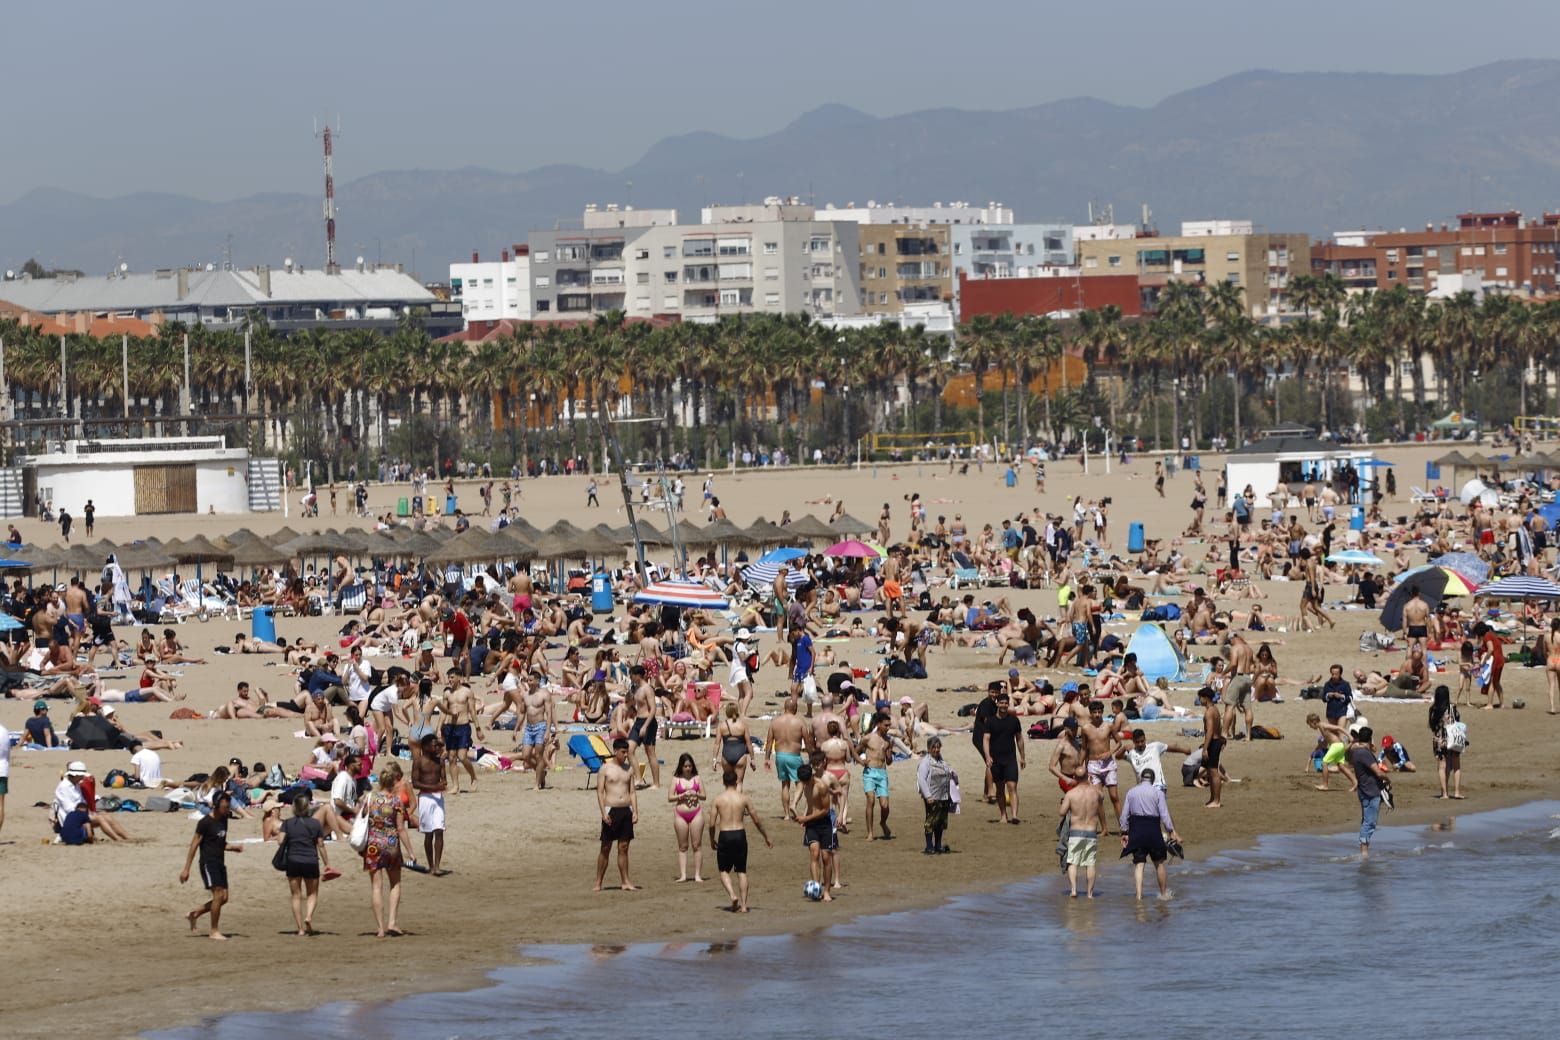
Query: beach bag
1443 720 1469 753
104 768 135 789
1250 725 1283 740
145 796 175 812
908 661 928 680
272 842 289 872
348 801 371 852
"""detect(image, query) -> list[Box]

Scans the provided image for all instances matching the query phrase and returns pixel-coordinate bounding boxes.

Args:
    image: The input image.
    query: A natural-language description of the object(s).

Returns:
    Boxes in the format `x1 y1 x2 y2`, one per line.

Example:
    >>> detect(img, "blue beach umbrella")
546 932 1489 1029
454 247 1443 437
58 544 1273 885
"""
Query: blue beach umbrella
1326 549 1382 565
757 546 808 565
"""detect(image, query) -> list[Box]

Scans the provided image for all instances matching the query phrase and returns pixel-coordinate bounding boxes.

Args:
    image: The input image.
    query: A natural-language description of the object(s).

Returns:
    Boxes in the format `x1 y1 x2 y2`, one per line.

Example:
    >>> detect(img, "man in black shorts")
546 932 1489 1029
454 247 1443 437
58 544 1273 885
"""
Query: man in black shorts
709 767 772 912
179 792 242 939
794 762 837 901
1198 686 1226 808
594 737 640 892
981 690 1025 824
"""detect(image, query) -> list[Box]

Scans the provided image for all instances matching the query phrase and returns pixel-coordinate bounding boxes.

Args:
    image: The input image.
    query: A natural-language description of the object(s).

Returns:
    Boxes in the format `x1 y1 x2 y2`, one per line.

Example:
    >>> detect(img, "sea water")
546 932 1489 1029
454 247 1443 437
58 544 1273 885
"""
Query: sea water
155 801 1560 1040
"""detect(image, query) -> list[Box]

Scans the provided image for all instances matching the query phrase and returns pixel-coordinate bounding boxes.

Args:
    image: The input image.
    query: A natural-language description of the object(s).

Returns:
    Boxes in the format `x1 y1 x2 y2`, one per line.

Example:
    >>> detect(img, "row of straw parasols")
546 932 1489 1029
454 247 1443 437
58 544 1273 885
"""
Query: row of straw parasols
1 512 878 577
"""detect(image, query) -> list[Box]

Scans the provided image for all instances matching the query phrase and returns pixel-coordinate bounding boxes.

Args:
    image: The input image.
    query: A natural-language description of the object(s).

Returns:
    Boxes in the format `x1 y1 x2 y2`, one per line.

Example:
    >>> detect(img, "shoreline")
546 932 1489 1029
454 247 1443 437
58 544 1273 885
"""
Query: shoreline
147 789 1560 1040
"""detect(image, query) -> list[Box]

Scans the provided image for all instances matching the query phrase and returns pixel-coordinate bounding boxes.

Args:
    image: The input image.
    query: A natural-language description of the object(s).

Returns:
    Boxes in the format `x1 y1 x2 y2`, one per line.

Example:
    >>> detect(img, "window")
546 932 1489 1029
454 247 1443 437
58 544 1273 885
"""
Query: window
765 292 781 306
536 299 550 312
534 276 550 288
636 272 649 284
764 267 779 280
1386 270 1397 280
533 250 549 262
1226 272 1240 284
559 293 590 312
664 270 677 283
878 292 888 304
953 242 963 255
663 296 678 309
683 239 715 257
1473 246 1486 256
1084 257 1098 269
1494 243 1508 255
663 245 676 259
716 237 751 256
505 277 516 285
482 278 493 287
1460 246 1472 256
878 267 887 279
717 262 752 280
809 237 831 254
634 248 649 260
719 288 750 307
1226 250 1240 262
1496 266 1509 277
634 296 650 309
557 245 585 262
1108 255 1121 268
763 242 778 254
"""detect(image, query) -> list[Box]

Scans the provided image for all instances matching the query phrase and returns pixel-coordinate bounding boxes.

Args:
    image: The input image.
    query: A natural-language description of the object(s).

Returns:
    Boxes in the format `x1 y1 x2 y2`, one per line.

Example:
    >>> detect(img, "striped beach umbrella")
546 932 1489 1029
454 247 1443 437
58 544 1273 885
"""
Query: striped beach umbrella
1474 576 1560 600
633 579 730 609
742 561 810 590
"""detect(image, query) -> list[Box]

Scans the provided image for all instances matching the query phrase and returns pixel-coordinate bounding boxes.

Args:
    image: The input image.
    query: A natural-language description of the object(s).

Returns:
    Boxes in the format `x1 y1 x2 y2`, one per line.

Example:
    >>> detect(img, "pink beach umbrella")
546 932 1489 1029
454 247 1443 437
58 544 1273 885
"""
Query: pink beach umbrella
823 539 880 559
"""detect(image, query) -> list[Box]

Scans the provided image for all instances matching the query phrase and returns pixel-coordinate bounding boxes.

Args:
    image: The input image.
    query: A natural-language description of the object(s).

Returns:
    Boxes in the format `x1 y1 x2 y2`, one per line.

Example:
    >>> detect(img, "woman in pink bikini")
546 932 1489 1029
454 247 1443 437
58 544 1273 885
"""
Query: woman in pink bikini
667 753 706 882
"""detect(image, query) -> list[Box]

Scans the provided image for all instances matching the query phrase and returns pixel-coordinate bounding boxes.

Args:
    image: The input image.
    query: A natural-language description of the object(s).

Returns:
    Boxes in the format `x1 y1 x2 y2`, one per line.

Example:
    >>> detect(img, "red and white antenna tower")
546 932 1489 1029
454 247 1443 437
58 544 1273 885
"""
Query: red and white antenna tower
315 117 341 273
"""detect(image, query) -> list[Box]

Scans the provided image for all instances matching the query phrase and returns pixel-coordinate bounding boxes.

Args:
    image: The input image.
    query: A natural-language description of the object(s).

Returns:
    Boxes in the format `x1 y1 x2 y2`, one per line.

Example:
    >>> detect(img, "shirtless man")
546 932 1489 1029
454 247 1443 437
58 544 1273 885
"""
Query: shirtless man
1048 718 1088 792
593 738 640 892
1059 776 1106 898
519 680 555 790
709 767 773 913
409 734 449 875
626 665 661 789
233 633 284 654
1065 584 1096 667
1306 713 1351 791
858 712 894 841
62 579 91 654
764 697 810 820
1198 686 1226 807
216 681 264 720
1079 700 1127 828
1401 586 1432 643
792 762 836 902
1224 633 1256 741
440 673 483 793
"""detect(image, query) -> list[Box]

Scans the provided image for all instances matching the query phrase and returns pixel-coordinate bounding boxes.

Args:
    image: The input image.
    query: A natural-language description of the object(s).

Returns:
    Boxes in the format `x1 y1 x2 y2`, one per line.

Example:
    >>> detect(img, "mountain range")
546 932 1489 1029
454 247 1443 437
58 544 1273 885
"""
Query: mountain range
6 60 1560 278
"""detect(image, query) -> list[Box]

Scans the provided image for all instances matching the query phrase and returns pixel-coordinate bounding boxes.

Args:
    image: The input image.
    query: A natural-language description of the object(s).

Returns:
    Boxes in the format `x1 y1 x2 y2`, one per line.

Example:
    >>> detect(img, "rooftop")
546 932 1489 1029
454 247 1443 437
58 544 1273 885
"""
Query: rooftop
0 264 434 315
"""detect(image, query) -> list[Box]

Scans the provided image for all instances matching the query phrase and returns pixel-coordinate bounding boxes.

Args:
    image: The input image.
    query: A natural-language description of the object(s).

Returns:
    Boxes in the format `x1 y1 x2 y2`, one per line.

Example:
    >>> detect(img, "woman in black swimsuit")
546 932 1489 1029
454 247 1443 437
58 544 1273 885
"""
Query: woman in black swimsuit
712 704 753 787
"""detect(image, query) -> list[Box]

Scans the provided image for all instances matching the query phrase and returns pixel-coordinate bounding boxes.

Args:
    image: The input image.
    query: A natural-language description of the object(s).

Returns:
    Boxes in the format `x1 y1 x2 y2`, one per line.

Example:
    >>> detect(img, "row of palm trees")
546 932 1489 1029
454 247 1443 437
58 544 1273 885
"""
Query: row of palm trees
0 277 1553 470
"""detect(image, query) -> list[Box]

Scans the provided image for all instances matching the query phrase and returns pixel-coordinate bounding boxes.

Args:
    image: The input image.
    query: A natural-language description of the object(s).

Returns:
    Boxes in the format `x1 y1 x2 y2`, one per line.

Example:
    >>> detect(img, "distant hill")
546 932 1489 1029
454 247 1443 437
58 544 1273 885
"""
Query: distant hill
6 61 1560 276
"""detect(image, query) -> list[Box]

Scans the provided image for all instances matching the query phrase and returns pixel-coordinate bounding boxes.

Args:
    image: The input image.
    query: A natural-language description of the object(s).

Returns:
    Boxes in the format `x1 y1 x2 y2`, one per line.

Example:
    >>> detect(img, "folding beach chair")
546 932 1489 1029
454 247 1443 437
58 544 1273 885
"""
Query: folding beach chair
567 732 611 789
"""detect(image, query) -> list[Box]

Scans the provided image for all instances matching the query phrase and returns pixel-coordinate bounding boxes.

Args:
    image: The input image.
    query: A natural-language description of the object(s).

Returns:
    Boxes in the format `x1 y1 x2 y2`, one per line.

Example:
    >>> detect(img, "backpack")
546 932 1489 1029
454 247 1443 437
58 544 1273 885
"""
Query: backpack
907 661 928 680
1250 724 1283 740
104 768 137 789
888 659 910 679
1443 720 1469 752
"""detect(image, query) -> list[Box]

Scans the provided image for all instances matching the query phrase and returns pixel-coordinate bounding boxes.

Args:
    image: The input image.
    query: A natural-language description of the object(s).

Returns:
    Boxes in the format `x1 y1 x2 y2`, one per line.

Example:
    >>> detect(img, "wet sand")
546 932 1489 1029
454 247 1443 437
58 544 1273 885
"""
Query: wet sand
3 444 1555 1039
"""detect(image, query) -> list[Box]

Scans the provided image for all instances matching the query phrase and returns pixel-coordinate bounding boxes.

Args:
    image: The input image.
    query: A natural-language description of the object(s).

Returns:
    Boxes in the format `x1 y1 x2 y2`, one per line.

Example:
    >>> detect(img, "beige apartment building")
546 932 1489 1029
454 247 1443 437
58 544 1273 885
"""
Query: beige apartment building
856 223 953 315
1076 221 1311 316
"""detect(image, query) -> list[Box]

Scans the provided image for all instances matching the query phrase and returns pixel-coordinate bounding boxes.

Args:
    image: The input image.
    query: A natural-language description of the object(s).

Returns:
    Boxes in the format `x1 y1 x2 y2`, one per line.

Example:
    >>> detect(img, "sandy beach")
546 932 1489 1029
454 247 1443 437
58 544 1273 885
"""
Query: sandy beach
3 443 1556 1039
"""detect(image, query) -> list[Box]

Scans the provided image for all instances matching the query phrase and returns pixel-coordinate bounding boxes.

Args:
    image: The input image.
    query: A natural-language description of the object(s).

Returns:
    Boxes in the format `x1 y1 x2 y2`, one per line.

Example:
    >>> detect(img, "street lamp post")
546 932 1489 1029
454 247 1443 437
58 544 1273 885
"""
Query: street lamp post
1171 376 1181 471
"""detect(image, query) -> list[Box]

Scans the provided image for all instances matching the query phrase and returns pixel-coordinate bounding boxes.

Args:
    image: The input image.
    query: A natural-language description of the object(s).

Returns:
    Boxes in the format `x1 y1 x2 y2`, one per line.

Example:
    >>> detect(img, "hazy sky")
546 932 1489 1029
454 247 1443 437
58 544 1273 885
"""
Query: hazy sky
6 0 1557 203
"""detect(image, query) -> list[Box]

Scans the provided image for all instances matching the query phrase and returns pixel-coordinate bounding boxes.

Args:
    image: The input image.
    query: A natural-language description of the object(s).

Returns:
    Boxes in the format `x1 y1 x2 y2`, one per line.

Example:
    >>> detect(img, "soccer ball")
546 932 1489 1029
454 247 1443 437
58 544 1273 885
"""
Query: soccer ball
803 880 824 901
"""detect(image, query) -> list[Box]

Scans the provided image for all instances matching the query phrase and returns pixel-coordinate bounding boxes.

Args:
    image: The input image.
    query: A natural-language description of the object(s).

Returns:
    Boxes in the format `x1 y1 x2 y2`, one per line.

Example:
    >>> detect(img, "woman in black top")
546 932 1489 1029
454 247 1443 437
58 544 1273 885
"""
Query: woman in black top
1428 685 1464 800
277 792 331 935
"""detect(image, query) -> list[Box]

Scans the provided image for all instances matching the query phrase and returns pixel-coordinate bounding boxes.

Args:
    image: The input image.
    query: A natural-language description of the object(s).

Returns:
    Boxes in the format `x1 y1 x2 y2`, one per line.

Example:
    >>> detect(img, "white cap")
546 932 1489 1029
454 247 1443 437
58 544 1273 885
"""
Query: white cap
66 761 90 776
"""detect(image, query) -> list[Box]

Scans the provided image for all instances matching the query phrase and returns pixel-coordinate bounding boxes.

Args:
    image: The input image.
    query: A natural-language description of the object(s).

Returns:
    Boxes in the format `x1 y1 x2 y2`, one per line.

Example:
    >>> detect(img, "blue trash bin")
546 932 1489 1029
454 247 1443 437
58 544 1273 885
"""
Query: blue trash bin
591 572 613 614
1127 521 1145 553
1349 505 1365 532
411 495 424 515
252 605 276 642
444 494 457 516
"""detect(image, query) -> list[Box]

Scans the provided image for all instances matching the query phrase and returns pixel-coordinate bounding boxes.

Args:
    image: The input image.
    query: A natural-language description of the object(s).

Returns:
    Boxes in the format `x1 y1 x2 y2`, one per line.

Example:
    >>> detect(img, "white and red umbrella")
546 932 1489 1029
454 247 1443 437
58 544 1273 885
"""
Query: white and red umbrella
633 579 730 609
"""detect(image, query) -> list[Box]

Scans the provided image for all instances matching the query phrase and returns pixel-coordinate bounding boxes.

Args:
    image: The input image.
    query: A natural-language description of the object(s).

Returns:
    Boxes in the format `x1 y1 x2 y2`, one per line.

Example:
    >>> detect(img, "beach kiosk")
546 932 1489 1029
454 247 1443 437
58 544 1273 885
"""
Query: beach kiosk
16 435 269 517
1223 431 1378 508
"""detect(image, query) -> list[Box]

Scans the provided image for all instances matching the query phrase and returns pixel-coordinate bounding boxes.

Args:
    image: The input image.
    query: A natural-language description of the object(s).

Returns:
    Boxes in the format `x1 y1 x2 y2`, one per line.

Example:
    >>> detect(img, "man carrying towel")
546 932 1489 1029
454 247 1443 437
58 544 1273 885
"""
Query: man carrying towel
1120 769 1181 900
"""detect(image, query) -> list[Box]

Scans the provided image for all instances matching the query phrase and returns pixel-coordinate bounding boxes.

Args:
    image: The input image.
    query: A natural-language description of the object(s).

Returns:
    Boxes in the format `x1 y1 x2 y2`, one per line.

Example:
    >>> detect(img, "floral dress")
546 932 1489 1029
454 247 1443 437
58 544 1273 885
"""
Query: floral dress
361 791 407 872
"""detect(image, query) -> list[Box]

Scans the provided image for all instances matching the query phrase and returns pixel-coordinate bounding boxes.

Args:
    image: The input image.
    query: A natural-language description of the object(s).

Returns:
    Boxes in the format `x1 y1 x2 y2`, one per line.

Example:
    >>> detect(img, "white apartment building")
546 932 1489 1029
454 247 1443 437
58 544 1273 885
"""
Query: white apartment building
525 200 861 320
450 248 532 326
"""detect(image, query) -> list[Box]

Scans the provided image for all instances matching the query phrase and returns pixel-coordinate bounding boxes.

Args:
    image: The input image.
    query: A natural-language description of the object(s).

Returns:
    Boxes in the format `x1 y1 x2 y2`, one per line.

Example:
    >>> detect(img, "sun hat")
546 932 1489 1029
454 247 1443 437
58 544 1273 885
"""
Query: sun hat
66 760 90 776
102 704 116 716
737 627 752 640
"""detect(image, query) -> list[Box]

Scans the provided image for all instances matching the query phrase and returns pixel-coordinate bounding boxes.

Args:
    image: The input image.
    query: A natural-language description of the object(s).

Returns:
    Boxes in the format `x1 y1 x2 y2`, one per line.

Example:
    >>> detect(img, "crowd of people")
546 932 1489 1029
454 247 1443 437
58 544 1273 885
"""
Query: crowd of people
5 448 1551 944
